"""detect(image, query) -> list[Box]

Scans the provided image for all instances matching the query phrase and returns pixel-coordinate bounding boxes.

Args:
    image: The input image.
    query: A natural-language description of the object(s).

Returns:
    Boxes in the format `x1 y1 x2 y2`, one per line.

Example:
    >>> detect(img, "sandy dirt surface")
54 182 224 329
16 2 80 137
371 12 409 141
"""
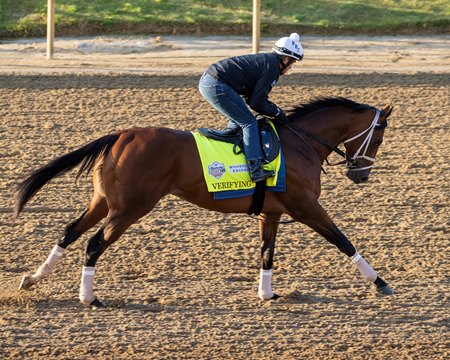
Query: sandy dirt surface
0 35 449 74
0 35 449 359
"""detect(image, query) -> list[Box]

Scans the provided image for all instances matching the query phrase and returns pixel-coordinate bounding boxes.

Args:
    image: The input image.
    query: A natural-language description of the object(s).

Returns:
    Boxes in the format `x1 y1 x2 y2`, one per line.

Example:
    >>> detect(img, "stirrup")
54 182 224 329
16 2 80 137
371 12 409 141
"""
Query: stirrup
247 159 275 183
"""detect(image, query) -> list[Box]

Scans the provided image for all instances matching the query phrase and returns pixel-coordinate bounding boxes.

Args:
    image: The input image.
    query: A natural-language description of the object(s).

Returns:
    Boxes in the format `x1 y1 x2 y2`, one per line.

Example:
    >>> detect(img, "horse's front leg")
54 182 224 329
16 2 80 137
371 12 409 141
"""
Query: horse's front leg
292 201 393 295
258 213 281 300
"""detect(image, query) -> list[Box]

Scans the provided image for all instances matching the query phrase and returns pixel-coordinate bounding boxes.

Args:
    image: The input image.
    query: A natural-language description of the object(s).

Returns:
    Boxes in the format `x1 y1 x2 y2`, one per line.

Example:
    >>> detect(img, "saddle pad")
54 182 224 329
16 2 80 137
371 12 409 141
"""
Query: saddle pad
192 132 283 193
213 151 286 200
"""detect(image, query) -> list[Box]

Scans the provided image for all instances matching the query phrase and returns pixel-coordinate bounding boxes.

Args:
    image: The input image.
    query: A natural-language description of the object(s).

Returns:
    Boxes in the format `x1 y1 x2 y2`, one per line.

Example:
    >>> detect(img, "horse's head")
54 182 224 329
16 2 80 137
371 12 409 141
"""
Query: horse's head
343 104 393 184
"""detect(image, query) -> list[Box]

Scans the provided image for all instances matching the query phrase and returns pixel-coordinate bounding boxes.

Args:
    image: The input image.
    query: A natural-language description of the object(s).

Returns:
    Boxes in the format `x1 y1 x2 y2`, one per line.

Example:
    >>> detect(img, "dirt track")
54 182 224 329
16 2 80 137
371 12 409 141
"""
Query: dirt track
0 36 449 359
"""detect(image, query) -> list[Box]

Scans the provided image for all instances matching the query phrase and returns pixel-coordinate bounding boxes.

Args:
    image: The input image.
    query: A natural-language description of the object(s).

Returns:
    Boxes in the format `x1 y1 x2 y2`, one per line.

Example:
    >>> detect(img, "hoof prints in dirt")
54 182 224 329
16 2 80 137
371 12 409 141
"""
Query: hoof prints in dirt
0 73 448 359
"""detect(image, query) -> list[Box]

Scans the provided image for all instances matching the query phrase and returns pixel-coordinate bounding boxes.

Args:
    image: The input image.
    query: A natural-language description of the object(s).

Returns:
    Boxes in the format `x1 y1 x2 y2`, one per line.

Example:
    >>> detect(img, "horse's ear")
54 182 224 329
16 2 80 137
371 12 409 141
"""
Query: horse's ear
382 104 394 119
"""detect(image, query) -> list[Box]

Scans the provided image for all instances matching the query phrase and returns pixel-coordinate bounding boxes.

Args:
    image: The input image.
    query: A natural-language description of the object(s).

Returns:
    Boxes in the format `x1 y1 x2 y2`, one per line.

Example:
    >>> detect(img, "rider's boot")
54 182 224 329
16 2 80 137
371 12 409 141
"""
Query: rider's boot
247 158 275 182
221 127 241 136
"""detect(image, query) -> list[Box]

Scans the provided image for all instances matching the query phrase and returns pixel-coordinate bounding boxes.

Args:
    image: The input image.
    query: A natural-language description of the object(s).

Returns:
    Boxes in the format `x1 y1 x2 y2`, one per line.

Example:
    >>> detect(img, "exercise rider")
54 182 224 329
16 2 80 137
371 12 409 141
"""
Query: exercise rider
199 33 303 182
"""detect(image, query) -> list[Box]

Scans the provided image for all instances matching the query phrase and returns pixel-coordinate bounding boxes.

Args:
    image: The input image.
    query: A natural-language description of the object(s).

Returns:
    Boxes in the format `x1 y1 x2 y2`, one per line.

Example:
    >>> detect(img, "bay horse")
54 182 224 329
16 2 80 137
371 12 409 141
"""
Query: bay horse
14 97 394 307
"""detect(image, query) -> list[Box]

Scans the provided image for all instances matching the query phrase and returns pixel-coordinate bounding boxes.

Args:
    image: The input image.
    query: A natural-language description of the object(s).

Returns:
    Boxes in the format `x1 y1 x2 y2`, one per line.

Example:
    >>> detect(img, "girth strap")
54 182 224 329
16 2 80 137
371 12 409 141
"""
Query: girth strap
247 181 266 216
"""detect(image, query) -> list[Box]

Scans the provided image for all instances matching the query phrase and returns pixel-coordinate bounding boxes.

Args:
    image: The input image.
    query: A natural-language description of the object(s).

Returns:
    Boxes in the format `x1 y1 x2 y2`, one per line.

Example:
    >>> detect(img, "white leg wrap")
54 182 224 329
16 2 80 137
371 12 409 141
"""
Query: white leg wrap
351 252 378 282
79 266 96 304
258 269 274 300
32 245 65 282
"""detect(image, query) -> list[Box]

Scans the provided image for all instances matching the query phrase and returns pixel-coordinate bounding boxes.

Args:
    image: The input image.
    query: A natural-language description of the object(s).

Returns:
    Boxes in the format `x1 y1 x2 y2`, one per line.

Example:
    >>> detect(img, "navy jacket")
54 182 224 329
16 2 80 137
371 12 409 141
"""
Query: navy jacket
206 53 282 117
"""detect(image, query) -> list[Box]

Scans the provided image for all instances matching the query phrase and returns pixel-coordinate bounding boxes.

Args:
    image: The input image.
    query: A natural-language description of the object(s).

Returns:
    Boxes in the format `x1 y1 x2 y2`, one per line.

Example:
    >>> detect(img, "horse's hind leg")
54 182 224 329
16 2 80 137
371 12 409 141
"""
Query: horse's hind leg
258 213 281 300
19 194 108 290
78 206 152 307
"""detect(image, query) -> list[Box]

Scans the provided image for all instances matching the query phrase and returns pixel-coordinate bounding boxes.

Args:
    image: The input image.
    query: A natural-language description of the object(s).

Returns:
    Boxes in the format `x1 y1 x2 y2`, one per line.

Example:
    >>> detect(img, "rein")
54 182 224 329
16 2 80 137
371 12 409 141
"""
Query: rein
273 117 347 174
273 109 385 172
278 120 347 159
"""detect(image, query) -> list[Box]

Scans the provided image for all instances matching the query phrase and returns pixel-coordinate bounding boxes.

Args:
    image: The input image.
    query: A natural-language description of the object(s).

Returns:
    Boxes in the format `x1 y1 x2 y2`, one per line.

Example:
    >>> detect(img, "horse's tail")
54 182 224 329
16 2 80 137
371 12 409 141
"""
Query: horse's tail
13 132 122 220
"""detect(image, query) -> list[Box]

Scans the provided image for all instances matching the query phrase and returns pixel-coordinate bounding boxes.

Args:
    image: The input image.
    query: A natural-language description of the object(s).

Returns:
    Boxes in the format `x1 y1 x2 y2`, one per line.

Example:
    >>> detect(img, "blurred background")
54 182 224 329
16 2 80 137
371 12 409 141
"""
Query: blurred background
1 0 449 39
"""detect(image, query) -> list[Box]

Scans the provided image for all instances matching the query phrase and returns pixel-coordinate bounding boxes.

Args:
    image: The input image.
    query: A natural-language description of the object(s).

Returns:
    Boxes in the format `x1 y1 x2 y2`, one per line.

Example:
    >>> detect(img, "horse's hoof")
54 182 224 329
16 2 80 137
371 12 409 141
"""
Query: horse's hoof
90 298 106 308
18 275 34 290
82 298 106 308
377 285 394 295
259 292 280 301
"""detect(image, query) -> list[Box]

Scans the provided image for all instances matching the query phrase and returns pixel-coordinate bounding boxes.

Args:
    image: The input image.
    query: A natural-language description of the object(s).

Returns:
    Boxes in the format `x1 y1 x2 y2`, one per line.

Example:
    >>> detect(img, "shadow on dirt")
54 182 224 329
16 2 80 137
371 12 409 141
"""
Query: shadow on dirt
0 73 447 90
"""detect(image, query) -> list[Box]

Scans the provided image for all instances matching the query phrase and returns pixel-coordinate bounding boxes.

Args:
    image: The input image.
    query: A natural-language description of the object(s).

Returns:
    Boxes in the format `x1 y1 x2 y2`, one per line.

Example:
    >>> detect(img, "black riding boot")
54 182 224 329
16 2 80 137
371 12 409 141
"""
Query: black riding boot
247 158 275 182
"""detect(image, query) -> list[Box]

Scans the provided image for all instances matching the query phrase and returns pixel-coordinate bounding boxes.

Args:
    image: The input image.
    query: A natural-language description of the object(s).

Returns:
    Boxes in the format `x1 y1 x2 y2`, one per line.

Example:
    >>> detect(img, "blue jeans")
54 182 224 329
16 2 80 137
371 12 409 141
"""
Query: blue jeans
199 72 262 160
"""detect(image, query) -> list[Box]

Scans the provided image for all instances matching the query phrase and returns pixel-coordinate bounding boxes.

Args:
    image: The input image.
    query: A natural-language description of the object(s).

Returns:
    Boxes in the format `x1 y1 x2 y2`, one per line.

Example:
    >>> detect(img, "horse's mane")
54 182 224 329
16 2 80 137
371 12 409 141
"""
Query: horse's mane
287 96 372 120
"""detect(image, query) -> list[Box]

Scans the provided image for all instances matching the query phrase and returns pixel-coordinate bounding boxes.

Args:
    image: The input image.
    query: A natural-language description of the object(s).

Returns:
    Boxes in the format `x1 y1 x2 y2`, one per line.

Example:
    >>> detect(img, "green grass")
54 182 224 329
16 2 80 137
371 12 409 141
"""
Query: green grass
1 0 449 38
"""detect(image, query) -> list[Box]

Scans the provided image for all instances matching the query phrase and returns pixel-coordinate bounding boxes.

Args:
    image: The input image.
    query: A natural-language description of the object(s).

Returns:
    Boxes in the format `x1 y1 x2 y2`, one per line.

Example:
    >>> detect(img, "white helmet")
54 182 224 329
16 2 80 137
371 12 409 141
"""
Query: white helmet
272 33 303 61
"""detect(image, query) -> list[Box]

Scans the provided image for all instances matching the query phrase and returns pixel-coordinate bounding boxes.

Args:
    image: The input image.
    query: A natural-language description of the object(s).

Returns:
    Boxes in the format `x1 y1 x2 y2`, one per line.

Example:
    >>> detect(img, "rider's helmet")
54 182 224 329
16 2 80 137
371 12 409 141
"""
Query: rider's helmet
272 33 303 61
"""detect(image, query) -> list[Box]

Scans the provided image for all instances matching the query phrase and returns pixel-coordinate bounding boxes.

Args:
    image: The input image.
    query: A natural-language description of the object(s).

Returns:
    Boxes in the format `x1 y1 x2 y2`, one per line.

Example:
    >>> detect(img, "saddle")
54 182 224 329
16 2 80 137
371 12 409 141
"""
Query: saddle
198 118 280 163
198 118 281 216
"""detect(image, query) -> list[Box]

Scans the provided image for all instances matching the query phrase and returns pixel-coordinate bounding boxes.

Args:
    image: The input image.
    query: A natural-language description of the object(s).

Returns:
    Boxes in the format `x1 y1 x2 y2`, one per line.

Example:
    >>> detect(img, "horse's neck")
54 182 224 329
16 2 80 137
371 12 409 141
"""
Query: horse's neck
293 109 354 151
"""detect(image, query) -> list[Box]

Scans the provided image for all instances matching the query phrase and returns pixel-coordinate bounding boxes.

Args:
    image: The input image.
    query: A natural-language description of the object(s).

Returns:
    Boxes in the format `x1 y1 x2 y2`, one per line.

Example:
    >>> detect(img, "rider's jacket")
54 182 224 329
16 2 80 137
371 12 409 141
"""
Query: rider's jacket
206 53 282 117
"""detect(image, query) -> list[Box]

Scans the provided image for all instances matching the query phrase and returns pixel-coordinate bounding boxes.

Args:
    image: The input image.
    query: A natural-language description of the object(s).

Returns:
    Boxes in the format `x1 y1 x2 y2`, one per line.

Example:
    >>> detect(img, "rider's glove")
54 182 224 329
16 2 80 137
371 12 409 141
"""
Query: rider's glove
274 107 288 122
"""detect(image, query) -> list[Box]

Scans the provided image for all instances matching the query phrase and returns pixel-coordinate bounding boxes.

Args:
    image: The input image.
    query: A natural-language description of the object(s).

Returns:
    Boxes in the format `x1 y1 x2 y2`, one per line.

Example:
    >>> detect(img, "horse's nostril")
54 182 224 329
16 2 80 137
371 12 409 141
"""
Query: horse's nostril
361 176 369 183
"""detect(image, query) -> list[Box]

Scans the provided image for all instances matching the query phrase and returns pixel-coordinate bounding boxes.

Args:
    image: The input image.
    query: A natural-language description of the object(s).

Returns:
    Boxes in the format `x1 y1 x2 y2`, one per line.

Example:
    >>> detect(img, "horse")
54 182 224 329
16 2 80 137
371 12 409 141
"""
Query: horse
14 97 394 308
